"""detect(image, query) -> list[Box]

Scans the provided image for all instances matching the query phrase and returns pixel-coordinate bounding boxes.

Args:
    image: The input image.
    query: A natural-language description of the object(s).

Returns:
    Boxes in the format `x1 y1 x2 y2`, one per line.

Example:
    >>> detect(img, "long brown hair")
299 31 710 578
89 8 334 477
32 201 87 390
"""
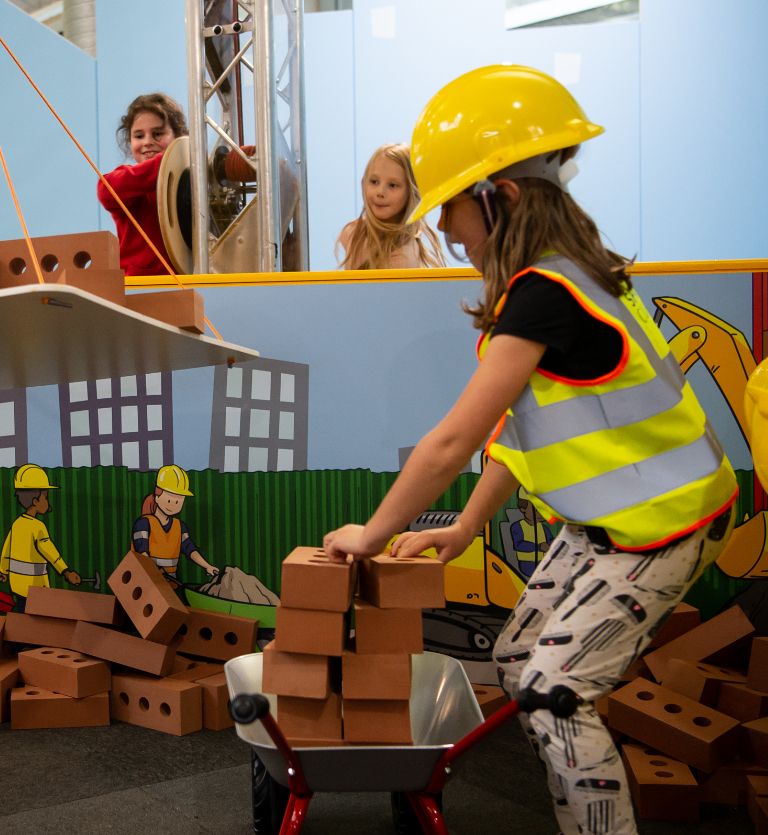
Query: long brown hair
117 93 189 158
337 143 446 270
466 148 633 332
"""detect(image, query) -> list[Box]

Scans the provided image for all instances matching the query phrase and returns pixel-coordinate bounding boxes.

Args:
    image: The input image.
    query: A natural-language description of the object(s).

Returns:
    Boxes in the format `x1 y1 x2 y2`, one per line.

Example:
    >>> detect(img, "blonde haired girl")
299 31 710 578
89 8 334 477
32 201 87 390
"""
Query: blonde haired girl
337 143 446 269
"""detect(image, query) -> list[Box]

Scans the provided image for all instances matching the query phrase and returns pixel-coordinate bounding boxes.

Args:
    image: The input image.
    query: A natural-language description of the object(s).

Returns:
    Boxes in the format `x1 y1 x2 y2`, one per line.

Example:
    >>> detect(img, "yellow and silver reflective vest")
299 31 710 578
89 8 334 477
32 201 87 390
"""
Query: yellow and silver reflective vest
478 254 738 551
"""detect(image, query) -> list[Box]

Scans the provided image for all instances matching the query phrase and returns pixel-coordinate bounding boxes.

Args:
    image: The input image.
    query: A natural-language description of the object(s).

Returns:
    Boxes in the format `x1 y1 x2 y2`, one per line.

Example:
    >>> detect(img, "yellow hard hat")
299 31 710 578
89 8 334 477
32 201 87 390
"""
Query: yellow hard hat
408 65 604 223
156 465 194 497
14 464 59 490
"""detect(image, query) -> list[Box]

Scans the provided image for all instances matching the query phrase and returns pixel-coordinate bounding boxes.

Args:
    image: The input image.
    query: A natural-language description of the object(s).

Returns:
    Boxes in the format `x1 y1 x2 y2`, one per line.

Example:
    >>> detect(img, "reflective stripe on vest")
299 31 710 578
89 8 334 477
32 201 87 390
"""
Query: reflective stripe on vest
480 255 737 550
151 556 179 568
8 559 48 576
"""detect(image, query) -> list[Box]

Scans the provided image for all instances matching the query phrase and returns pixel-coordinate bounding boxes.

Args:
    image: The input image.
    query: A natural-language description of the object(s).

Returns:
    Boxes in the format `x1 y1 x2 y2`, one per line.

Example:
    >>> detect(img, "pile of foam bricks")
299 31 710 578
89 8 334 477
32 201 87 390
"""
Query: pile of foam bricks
0 550 259 735
0 230 205 333
591 601 768 831
261 547 445 746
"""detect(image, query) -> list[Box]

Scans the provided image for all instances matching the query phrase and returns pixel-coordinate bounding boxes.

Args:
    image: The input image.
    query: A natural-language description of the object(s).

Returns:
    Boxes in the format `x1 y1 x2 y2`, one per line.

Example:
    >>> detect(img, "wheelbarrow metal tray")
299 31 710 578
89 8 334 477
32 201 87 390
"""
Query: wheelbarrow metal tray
225 651 484 793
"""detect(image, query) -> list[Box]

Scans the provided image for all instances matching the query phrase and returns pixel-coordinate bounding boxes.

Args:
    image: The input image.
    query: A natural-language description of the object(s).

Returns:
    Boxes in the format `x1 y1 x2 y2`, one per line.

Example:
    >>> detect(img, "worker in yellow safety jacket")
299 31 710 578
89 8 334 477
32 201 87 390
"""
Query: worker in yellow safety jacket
510 485 553 577
0 464 81 612
131 465 219 588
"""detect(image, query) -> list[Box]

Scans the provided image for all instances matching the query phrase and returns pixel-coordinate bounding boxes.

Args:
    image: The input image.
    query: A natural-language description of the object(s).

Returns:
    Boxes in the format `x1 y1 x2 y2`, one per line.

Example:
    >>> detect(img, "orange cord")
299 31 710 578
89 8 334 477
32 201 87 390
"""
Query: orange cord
0 35 224 341
0 141 44 285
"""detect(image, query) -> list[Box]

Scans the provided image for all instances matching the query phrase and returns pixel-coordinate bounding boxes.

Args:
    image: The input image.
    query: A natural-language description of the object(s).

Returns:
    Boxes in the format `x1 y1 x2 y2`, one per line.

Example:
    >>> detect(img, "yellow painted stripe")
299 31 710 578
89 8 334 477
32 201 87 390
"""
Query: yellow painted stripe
628 259 768 276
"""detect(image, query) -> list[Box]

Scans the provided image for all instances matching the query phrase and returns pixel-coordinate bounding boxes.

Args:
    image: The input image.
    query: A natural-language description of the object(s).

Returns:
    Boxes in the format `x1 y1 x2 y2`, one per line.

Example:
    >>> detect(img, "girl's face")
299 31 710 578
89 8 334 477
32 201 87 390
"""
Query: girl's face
364 157 409 221
438 193 489 271
130 111 175 164
156 490 185 517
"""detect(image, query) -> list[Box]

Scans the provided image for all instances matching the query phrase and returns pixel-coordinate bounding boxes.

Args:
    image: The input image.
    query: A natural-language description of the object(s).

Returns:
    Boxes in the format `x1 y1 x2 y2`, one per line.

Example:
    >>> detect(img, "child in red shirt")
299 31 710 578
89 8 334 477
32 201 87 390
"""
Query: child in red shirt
98 93 188 276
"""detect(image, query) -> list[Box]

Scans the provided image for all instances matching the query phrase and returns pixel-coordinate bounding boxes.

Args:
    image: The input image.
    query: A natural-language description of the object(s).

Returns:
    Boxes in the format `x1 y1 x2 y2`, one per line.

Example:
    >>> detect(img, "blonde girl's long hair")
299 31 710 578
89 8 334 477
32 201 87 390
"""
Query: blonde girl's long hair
466 147 633 332
337 143 447 270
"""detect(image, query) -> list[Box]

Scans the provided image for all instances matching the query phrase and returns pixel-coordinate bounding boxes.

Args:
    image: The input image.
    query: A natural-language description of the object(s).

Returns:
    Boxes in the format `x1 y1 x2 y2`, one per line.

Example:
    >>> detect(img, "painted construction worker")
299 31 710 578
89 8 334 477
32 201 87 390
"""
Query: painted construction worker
509 485 553 577
131 465 219 588
0 464 81 613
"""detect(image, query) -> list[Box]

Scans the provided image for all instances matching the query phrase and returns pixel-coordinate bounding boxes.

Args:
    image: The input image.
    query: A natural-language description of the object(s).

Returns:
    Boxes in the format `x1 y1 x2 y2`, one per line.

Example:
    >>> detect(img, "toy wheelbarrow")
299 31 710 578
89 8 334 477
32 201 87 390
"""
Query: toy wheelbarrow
224 651 579 835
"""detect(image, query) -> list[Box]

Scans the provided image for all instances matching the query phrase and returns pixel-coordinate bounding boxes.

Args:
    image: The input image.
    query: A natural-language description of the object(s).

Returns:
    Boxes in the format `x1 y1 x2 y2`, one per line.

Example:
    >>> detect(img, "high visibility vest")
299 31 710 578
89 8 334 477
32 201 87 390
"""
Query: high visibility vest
145 515 182 574
515 518 548 562
0 514 68 597
478 255 738 551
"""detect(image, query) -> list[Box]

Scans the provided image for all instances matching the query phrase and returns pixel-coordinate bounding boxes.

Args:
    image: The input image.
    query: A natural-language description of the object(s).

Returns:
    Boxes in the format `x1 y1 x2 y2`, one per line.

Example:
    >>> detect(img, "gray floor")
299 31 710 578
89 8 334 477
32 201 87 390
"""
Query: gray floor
0 718 756 834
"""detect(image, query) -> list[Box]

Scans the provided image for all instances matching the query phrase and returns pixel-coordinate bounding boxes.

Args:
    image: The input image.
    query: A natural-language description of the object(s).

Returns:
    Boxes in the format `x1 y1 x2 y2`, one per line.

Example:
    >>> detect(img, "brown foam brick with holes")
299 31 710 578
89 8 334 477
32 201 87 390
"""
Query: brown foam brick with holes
18 646 111 698
274 605 347 657
110 672 202 735
262 640 337 699
0 657 19 723
0 231 120 288
644 605 755 683
358 555 444 610
716 681 768 723
748 776 768 830
125 289 205 334
55 268 126 306
107 551 188 643
353 597 423 655
342 641 411 701
740 717 768 768
663 659 747 707
621 744 698 820
4 612 77 649
472 684 509 720
11 687 109 729
175 607 258 661
280 547 358 612
607 677 741 772
72 621 176 676
195 672 233 731
699 759 768 805
343 698 413 745
26 586 124 627
0 615 7 658
748 638 768 693
277 692 343 741
646 602 701 650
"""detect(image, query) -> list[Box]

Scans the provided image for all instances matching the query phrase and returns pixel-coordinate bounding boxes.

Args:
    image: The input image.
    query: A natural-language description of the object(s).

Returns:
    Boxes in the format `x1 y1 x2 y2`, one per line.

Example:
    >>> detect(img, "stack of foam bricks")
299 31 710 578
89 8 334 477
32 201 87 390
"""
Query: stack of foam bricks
584 601 768 831
261 547 444 746
0 551 259 735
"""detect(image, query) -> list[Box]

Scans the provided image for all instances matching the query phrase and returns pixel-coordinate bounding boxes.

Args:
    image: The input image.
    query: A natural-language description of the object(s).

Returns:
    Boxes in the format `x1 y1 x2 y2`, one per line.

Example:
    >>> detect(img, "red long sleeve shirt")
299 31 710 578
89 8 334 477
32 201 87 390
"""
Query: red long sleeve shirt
97 154 173 276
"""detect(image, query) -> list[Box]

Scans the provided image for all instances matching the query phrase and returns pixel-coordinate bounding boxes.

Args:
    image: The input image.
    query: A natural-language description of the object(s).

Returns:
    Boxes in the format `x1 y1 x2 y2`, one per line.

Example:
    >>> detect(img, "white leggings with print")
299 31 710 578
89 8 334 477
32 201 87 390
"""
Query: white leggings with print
492 506 735 835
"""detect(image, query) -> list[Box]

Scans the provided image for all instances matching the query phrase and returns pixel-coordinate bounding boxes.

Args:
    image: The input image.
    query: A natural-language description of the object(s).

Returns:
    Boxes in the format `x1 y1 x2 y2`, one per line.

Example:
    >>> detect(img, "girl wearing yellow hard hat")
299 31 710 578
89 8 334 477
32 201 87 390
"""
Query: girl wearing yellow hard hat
324 66 738 835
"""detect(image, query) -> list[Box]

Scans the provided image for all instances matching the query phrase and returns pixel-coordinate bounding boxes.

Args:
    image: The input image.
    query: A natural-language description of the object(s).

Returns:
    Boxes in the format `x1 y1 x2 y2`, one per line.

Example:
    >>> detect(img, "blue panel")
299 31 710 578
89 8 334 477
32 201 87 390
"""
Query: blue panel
26 384 63 467
171 366 215 470
304 11 357 270
0 2 98 237
94 0 188 231
501 21 640 260
640 0 768 260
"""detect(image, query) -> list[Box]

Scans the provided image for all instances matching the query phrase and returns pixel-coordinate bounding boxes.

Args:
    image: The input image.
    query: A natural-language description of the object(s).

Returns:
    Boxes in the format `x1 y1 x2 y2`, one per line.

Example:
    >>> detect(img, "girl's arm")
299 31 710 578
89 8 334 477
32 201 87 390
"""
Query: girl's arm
323 334 545 561
189 549 220 575
97 153 165 212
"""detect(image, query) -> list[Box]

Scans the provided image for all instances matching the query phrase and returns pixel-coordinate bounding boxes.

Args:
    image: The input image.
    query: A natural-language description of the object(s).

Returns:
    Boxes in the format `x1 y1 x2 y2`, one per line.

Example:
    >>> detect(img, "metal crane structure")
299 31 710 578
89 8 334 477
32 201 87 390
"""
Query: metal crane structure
180 0 308 275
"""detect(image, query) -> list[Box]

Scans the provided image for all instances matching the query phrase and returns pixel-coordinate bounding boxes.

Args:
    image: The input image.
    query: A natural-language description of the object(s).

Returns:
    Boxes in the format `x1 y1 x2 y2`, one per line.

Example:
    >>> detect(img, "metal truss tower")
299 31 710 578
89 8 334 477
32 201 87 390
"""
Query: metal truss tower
184 0 309 274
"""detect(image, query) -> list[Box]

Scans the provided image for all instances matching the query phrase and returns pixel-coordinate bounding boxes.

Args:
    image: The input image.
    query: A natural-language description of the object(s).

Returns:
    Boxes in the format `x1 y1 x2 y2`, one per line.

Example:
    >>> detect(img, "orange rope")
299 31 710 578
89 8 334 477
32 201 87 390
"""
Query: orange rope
0 140 44 285
0 35 224 341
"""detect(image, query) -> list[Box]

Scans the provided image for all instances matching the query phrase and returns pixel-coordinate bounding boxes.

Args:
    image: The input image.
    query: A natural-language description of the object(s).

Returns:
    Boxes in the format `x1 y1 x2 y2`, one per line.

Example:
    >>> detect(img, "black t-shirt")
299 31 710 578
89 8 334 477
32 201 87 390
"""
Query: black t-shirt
490 272 623 379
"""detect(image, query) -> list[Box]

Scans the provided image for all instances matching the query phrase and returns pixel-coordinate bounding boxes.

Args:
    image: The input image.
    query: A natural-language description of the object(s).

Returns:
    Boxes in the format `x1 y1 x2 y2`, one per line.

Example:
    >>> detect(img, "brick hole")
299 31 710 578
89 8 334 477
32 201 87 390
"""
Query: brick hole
663 703 682 714
693 716 712 727
308 559 328 564
139 697 149 712
9 257 26 275
41 254 58 272
643 748 660 755
649 759 668 766
121 570 132 584
56 654 69 659
119 692 129 705
199 627 213 641
178 624 188 635
143 604 153 618
718 669 731 674
224 632 238 645
73 250 91 269
26 691 40 696
654 771 674 778
636 691 654 701
696 666 709 672
160 702 171 716
132 586 143 600
73 659 87 664
41 650 54 655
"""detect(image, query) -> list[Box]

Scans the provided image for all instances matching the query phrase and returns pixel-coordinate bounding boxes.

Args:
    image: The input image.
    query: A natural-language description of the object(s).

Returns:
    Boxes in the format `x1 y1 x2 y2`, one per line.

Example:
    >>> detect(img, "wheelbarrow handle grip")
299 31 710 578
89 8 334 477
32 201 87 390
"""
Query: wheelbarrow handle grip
517 684 581 718
229 693 270 724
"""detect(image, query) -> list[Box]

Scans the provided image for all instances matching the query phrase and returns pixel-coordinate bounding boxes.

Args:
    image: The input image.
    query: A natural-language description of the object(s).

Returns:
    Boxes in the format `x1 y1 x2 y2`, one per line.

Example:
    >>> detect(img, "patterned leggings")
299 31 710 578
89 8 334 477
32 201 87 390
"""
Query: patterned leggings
492 507 735 835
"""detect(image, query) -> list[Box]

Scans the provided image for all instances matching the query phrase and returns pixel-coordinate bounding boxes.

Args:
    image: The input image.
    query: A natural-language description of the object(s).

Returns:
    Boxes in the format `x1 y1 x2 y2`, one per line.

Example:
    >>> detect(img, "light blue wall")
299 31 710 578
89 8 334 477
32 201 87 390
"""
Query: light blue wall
3 0 765 474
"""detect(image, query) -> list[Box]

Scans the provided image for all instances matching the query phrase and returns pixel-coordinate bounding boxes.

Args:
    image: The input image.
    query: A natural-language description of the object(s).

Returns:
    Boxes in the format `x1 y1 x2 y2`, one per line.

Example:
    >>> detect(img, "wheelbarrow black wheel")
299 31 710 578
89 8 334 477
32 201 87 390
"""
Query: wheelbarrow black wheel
390 790 443 834
252 750 290 834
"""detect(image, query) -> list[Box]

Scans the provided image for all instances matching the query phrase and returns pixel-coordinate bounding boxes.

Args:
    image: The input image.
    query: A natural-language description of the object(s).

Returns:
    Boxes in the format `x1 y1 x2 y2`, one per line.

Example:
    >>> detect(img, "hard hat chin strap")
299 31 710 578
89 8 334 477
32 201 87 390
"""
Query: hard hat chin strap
492 150 578 193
